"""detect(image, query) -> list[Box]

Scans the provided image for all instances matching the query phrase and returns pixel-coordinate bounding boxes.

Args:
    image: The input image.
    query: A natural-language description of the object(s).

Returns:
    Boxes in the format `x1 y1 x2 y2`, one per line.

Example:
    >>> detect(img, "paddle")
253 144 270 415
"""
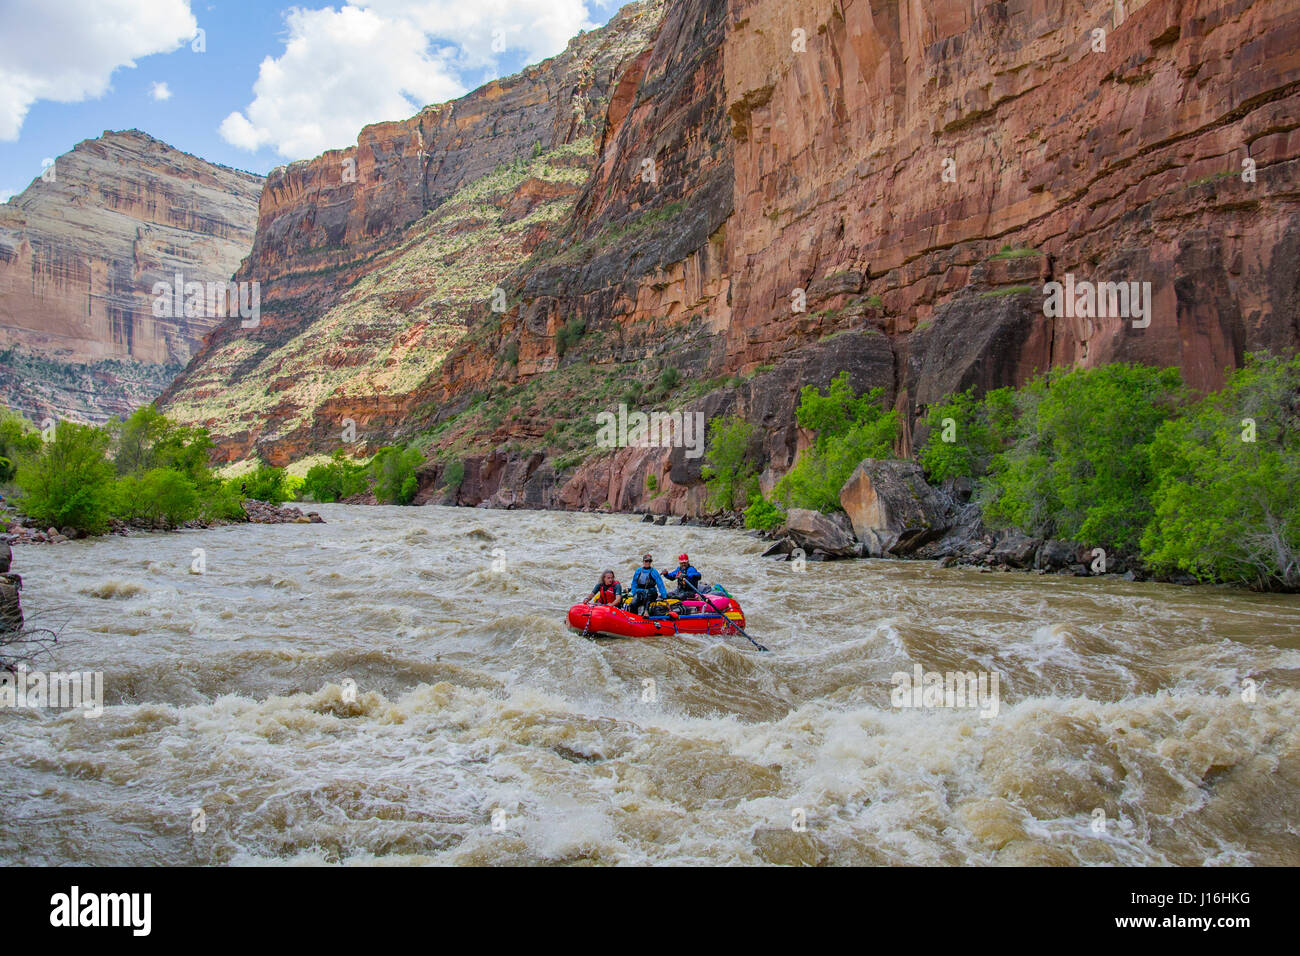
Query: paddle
680 575 769 652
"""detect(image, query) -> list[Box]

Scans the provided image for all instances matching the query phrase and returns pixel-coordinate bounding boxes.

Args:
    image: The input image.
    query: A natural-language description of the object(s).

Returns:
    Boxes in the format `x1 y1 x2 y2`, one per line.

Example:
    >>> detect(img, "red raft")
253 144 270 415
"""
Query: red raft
567 595 746 639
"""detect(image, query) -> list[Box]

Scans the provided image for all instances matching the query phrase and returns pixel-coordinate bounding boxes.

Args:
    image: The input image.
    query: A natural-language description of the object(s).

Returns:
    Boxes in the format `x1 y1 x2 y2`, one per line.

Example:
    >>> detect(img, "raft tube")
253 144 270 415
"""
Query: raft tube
567 596 746 638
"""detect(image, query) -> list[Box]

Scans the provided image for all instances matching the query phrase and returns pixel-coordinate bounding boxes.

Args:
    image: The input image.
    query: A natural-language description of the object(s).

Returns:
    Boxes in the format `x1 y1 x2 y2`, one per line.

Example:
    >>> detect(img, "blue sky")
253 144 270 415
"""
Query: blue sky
0 0 626 200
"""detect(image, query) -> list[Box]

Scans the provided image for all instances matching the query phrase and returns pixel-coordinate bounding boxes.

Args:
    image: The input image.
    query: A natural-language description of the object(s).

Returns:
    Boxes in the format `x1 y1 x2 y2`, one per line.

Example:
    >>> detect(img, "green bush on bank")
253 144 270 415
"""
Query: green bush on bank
0 412 42 483
977 364 1184 554
240 464 290 505
1142 353 1300 589
370 446 423 505
5 406 252 533
302 452 370 502
772 372 898 513
918 386 1017 482
917 355 1300 590
14 421 117 533
701 416 759 512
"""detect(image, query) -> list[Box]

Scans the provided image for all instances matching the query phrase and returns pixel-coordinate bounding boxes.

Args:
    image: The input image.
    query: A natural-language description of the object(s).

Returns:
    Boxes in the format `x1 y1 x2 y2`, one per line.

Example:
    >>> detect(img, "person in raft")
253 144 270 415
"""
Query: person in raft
664 553 703 598
586 570 623 606
626 553 667 616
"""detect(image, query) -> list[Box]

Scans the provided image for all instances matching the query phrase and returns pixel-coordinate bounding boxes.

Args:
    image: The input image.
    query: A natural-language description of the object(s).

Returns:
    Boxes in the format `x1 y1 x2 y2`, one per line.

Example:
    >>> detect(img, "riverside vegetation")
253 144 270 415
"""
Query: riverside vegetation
9 352 1298 590
703 353 1300 592
0 405 429 539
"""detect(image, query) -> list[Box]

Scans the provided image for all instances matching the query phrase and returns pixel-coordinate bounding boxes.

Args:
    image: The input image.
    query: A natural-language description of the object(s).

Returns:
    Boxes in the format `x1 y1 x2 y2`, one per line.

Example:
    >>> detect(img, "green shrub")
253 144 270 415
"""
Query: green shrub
918 387 1016 482
15 421 116 533
302 452 369 502
701 415 760 511
555 317 587 358
201 481 246 522
646 473 658 493
650 366 680 401
772 372 898 512
371 446 423 505
744 493 785 531
114 468 201 526
242 464 290 504
980 363 1184 552
112 405 215 483
443 459 466 492
0 412 41 483
1141 353 1300 589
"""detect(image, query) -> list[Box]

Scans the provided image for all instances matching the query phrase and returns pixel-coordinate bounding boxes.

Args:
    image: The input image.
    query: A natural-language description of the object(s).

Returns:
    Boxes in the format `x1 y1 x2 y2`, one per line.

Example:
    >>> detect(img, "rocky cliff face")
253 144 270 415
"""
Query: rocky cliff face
161 0 1300 512
0 130 263 423
159 2 668 462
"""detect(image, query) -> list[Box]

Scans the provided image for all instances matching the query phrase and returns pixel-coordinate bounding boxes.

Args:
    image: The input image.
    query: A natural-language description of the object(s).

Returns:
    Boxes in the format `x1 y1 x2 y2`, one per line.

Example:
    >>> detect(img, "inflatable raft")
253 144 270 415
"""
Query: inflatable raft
567 594 746 639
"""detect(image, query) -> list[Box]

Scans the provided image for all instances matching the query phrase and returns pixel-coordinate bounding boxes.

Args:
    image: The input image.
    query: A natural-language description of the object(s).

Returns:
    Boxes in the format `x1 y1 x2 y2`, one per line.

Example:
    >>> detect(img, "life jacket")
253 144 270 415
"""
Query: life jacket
593 581 621 605
631 568 659 592
671 565 702 589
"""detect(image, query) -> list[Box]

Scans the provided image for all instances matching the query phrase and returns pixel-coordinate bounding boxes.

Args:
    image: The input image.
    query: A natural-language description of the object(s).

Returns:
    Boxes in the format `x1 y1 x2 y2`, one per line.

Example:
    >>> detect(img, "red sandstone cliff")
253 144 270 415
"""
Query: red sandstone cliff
0 130 263 423
161 0 1300 513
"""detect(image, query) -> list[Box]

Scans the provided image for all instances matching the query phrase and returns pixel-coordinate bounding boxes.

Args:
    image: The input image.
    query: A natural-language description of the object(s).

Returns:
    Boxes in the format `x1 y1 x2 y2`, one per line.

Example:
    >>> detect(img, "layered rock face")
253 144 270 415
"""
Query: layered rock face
0 130 263 422
723 0 1300 441
162 0 1300 512
159 2 668 462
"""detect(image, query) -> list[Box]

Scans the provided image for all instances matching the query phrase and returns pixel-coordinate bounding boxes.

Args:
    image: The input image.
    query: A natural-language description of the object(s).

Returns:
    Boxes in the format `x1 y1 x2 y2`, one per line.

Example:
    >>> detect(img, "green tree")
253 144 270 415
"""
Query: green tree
701 415 759 511
302 451 370 502
743 493 784 531
555 317 586 358
981 364 1184 552
371 446 423 504
772 372 898 512
242 464 290 504
114 468 201 526
0 411 42 483
15 421 116 533
918 386 1016 481
1141 353 1300 589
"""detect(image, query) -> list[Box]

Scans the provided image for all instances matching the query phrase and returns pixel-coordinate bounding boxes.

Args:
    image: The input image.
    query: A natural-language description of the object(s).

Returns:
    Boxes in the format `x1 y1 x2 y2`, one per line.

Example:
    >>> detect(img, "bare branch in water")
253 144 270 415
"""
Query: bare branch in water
1 604 73 672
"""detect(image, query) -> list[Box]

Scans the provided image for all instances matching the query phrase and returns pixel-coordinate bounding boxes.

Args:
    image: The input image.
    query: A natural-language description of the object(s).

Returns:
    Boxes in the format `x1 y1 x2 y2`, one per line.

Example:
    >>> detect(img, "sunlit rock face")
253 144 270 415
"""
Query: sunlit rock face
0 129 263 422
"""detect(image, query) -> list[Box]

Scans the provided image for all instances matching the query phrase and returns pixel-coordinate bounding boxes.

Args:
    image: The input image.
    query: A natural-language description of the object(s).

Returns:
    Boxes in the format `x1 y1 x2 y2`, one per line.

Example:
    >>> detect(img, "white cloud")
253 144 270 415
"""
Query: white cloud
0 0 196 140
220 1 596 160
150 81 173 102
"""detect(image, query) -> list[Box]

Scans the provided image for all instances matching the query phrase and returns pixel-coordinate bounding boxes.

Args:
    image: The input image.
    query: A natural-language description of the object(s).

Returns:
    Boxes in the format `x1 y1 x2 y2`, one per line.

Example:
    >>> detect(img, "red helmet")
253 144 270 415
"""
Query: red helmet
678 554 689 563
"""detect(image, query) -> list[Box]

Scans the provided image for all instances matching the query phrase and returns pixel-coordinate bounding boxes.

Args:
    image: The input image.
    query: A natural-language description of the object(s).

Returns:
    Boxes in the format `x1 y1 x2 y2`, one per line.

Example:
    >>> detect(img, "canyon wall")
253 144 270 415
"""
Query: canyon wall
161 0 1300 512
0 130 263 422
159 1 668 463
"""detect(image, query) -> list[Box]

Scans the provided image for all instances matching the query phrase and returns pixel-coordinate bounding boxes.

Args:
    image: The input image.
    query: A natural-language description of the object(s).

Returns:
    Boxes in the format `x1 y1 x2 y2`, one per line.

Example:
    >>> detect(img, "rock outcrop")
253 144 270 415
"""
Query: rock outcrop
158 0 1300 514
0 541 21 631
782 508 860 558
840 460 950 557
0 130 263 423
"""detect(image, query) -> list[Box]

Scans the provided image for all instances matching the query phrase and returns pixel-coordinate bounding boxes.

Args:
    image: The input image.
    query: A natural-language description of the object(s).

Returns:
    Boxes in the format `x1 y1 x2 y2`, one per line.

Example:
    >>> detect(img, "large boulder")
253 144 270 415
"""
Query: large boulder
839 460 949 557
989 530 1041 568
0 580 21 632
782 509 859 558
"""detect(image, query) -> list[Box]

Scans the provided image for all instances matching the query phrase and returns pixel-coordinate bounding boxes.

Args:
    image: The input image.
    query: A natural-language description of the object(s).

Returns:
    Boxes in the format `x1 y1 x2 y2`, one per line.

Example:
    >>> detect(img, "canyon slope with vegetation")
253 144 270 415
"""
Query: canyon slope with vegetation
157 0 1300 566
0 131 263 423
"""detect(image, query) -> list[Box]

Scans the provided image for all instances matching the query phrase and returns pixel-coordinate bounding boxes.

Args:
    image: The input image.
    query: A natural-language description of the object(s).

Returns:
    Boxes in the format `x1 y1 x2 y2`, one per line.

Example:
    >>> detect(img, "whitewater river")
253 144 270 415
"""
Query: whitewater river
3 504 1299 865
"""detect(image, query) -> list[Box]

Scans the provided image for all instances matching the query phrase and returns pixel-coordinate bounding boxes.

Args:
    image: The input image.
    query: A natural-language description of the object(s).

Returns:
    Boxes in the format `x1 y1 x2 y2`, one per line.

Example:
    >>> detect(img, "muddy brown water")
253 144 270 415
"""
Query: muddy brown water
2 504 1298 865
